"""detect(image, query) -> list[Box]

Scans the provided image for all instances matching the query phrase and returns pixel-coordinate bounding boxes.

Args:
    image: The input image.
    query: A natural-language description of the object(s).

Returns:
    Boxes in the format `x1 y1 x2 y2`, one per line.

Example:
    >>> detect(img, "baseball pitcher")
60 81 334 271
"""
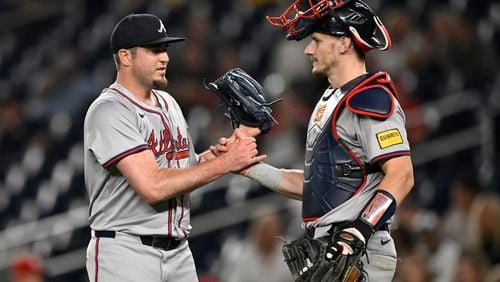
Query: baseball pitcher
84 14 265 282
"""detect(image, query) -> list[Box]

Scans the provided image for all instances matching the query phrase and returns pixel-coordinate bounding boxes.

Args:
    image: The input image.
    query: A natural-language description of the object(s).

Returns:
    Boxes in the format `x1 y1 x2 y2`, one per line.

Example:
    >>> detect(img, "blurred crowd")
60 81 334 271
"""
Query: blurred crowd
393 175 500 282
1 0 500 281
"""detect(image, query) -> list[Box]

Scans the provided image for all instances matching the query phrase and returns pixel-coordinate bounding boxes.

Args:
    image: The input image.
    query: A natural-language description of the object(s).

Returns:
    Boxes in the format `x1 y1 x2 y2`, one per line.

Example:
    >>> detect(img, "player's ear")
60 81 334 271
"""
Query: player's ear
338 36 352 54
117 49 133 66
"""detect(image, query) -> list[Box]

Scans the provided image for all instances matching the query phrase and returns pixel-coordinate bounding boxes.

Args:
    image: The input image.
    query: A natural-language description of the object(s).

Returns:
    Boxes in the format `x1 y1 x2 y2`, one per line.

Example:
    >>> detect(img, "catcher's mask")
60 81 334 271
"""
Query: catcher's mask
266 0 391 52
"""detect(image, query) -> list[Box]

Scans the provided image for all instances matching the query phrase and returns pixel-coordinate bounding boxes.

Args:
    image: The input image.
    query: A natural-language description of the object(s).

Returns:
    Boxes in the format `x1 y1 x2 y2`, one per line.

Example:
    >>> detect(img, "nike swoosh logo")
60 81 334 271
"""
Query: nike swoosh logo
381 239 391 245
139 113 145 118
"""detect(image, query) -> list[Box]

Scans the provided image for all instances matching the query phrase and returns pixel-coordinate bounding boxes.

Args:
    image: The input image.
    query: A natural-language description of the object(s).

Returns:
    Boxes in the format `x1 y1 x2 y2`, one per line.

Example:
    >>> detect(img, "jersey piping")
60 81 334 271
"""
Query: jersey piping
108 87 176 237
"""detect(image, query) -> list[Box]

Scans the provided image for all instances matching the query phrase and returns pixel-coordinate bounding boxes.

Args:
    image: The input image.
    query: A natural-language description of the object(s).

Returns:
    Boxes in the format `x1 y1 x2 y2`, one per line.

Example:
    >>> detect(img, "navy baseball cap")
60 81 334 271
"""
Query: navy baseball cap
110 14 186 53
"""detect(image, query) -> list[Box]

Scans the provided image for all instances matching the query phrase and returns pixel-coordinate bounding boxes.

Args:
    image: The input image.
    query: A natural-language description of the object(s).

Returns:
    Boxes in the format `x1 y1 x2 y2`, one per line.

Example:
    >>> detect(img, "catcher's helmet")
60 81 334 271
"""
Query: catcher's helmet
266 0 391 52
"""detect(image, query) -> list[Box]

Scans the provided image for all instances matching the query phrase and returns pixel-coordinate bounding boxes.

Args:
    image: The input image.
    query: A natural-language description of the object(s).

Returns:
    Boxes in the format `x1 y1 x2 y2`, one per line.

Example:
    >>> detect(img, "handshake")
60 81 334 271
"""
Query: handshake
200 126 264 175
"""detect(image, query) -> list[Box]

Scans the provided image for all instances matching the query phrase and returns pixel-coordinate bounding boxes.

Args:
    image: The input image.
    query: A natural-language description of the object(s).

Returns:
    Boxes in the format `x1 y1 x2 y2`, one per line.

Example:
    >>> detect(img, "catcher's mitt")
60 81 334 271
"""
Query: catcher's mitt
282 231 366 282
205 68 282 134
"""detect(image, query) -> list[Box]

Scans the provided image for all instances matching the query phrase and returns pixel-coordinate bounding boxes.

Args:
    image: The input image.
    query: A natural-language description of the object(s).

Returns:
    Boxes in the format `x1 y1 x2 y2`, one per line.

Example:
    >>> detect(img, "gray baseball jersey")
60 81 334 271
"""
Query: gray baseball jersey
304 84 409 281
304 86 410 230
84 82 199 239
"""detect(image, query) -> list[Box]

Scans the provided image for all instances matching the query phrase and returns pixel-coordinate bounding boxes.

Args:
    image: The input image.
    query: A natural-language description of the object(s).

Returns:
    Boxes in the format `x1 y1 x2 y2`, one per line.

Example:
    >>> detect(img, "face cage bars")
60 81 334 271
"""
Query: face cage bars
266 0 348 36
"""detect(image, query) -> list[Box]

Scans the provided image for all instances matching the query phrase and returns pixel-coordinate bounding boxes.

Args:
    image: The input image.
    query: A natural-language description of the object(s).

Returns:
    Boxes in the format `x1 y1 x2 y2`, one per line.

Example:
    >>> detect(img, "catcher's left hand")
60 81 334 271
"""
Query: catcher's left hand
282 230 366 282
205 68 282 135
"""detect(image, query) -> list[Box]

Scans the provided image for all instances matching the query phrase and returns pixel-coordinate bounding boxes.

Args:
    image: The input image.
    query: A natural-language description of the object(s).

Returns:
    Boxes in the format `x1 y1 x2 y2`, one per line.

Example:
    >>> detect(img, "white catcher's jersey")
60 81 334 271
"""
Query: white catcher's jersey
84 82 198 238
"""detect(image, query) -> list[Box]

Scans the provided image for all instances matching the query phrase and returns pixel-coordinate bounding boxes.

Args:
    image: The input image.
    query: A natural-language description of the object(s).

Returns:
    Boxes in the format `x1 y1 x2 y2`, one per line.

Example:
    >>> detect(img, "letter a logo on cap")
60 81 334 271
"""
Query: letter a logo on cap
158 19 166 33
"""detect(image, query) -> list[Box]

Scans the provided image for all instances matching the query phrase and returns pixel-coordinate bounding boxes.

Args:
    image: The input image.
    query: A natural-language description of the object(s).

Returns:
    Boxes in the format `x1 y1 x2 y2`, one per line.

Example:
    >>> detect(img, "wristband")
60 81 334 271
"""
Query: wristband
247 162 283 191
347 190 397 241
360 189 397 230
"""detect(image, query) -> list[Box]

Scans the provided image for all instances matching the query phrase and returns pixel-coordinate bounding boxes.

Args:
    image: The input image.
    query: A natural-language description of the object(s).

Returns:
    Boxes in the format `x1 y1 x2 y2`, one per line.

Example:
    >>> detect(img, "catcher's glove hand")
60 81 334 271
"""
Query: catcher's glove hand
282 231 366 282
205 68 282 134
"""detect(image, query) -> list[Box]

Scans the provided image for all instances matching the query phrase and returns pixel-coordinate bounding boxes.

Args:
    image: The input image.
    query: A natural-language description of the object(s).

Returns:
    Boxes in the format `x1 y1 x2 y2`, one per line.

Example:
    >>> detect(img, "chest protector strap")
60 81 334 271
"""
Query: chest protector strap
302 72 398 221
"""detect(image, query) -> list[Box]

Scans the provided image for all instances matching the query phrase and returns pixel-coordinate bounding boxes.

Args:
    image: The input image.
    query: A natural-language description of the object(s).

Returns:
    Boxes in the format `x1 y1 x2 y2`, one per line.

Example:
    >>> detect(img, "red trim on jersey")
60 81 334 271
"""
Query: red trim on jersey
178 195 188 237
94 237 100 282
103 145 150 168
153 90 169 113
166 160 172 236
110 87 186 238
109 87 170 129
111 87 190 161
370 151 411 165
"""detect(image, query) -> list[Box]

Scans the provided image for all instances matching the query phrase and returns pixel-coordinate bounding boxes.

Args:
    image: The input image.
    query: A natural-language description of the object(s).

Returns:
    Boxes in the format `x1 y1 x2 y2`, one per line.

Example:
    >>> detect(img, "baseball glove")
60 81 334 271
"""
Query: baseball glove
282 230 366 282
205 68 282 134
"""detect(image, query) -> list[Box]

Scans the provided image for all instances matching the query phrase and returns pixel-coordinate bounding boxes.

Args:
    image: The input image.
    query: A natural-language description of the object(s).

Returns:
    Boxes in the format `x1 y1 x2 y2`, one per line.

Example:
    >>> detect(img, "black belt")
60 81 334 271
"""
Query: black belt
334 163 381 178
306 221 390 239
94 230 182 251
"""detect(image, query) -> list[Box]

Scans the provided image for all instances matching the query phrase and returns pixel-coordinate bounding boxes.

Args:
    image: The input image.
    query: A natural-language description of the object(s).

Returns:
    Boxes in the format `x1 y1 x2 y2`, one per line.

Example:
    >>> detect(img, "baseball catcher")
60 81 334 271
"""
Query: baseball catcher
205 68 281 135
207 0 414 281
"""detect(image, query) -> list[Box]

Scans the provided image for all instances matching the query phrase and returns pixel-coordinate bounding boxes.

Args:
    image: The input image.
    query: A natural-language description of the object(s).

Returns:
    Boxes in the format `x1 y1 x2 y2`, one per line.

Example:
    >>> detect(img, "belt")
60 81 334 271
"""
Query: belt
94 230 182 251
306 221 390 239
334 163 381 178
